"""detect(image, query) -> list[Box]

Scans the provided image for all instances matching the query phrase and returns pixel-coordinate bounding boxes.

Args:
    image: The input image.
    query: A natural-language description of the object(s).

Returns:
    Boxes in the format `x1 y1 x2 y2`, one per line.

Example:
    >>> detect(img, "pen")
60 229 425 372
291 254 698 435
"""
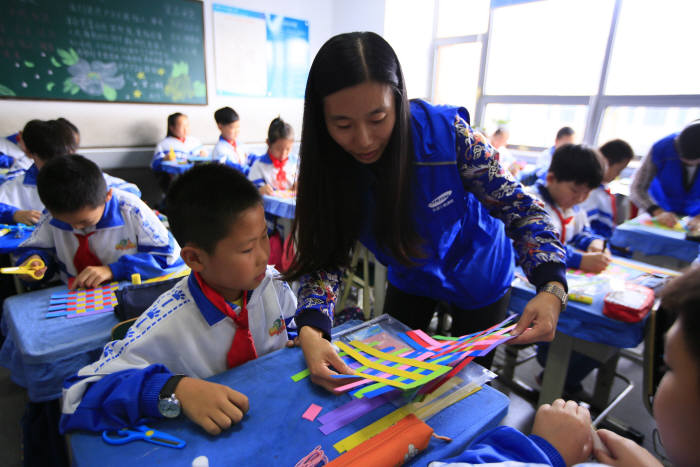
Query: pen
602 240 608 252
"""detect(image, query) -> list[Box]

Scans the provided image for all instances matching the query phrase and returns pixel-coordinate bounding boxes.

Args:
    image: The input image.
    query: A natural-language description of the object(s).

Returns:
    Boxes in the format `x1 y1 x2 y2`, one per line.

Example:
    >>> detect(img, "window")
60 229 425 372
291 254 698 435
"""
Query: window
436 0 489 38
433 42 482 112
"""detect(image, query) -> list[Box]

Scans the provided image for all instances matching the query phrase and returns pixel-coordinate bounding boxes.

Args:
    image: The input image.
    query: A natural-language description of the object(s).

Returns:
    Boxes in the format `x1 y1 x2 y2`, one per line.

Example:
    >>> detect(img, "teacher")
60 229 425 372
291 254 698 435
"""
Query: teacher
285 32 568 391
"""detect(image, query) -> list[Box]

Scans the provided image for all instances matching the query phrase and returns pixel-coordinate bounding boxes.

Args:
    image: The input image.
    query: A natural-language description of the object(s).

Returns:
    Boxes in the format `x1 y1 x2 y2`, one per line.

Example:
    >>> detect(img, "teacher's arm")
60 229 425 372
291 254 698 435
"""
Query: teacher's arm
454 118 567 344
295 269 356 391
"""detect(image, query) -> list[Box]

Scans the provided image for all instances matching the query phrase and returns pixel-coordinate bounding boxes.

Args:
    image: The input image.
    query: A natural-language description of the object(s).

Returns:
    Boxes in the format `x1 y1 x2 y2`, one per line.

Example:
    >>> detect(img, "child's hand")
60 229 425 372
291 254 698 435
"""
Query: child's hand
688 214 700 232
175 377 249 436
71 266 113 290
259 185 274 196
531 399 593 466
13 209 41 225
587 239 605 253
18 255 47 281
593 429 662 466
199 149 208 158
580 253 610 273
654 210 679 228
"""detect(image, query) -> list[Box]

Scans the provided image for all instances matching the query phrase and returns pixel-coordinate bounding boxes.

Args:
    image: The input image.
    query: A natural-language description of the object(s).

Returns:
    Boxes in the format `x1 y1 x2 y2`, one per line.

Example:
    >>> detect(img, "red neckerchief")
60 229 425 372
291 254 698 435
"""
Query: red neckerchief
552 206 574 243
271 156 288 190
605 187 617 224
73 232 102 273
225 138 237 151
176 136 186 143
193 272 257 368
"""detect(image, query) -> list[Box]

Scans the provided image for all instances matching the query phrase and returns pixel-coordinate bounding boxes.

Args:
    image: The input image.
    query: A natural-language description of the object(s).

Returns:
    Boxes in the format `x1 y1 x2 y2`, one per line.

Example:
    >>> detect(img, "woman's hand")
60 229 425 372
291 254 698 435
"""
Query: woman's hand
298 326 357 392
508 282 563 345
654 210 679 228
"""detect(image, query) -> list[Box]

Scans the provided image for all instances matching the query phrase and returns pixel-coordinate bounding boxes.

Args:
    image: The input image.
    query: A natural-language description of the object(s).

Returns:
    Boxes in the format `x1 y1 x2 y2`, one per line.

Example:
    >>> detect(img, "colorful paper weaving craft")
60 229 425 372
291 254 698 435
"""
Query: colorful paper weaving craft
628 213 686 232
46 283 119 318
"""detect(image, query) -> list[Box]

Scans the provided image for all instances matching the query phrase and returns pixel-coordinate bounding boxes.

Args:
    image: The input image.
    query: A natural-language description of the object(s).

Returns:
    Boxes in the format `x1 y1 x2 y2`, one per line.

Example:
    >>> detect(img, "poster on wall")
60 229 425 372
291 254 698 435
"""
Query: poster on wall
212 3 309 99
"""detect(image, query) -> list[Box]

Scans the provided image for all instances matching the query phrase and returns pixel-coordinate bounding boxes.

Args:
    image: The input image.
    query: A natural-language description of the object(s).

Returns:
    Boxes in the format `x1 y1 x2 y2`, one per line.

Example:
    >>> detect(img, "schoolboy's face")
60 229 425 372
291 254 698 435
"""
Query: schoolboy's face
267 138 293 161
188 204 269 302
545 173 592 210
170 116 190 140
219 121 241 142
603 160 630 184
323 81 396 165
51 190 111 230
653 319 700 467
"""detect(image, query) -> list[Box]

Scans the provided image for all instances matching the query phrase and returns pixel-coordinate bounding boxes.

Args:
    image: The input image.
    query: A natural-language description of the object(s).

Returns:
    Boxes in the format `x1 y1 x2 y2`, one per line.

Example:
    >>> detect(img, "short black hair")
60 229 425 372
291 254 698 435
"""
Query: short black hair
599 139 634 165
660 265 700 377
678 120 700 160
166 112 185 138
166 164 262 254
214 107 240 125
548 144 605 188
22 119 78 161
556 126 575 141
267 116 294 144
37 154 108 214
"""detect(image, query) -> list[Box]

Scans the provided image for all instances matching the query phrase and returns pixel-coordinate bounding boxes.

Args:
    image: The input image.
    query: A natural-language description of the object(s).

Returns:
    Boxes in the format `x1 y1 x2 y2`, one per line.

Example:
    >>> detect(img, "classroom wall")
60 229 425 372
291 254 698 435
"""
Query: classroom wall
0 0 369 168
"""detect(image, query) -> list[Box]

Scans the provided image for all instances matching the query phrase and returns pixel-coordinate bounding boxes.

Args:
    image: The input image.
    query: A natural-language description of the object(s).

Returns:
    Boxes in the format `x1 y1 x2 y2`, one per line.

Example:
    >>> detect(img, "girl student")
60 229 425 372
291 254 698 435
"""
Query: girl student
248 117 298 195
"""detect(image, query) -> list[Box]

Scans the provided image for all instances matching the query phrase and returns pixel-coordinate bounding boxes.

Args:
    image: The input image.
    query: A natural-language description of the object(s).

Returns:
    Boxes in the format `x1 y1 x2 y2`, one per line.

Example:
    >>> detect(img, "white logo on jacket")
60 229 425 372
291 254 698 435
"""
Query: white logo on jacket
429 190 454 211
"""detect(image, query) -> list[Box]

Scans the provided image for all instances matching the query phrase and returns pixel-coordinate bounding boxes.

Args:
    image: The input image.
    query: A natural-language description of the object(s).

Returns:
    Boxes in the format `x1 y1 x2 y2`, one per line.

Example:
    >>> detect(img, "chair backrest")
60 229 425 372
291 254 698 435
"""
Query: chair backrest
642 301 677 414
111 317 138 341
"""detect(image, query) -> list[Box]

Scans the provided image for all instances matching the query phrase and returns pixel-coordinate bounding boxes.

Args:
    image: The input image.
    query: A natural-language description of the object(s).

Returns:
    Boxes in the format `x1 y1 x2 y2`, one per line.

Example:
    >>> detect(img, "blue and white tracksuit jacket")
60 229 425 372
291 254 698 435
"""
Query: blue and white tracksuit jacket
580 185 616 239
211 136 251 174
295 100 567 337
248 153 298 191
527 183 603 269
151 136 205 172
0 133 33 171
15 189 184 283
0 164 141 224
648 133 700 216
59 267 297 433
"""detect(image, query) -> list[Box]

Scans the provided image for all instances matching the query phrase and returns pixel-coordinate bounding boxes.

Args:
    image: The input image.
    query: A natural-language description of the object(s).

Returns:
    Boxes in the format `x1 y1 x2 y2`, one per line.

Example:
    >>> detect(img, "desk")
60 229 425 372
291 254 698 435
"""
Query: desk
160 161 193 175
611 217 699 265
0 285 118 402
0 227 33 253
508 257 676 409
68 344 509 466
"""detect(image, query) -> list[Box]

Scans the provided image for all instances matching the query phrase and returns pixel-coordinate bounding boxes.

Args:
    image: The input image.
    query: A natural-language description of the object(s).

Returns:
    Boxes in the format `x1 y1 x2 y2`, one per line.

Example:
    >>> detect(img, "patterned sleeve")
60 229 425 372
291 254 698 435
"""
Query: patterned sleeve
294 269 343 340
454 116 567 289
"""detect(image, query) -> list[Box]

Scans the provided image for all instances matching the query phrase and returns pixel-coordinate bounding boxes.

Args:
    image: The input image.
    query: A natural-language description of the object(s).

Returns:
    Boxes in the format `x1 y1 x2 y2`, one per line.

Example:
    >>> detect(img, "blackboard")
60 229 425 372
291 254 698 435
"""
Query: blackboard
0 0 207 104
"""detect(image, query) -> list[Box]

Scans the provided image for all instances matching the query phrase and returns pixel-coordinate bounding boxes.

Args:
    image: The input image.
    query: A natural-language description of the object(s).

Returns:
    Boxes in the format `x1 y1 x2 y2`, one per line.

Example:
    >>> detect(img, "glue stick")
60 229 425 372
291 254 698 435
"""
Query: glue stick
131 273 142 285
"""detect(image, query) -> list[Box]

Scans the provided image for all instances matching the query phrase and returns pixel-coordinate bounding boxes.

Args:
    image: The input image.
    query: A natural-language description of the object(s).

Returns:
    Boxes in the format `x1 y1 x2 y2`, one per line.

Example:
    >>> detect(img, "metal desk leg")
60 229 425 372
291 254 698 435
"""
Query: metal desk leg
592 352 620 412
373 258 387 316
538 333 573 407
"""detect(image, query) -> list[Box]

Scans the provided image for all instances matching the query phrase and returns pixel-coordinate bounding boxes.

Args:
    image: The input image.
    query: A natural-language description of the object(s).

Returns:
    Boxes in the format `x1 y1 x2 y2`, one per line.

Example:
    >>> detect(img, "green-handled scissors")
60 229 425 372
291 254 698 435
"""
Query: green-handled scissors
102 425 185 449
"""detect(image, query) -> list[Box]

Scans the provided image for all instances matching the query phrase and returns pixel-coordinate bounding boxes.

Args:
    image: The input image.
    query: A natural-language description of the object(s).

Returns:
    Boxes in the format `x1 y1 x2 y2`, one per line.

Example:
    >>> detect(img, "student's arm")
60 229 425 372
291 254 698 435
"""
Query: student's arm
0 153 14 168
630 150 662 215
564 244 583 270
108 228 185 281
0 202 19 224
102 173 142 198
455 117 567 290
14 214 58 281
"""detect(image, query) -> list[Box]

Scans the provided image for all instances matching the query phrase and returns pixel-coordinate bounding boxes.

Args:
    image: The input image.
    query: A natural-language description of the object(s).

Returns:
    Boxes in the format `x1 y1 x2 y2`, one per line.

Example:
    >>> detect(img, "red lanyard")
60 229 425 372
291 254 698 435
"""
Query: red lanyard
552 207 573 243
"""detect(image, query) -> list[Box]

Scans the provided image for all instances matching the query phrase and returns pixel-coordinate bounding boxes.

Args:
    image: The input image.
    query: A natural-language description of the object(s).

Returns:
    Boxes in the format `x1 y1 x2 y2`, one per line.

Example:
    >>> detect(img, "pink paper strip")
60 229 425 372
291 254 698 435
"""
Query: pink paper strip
302 403 323 421
409 329 448 350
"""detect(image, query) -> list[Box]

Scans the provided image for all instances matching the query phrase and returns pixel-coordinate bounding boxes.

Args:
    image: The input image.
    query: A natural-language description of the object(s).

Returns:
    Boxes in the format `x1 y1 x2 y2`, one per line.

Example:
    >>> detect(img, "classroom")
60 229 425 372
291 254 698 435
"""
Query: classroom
1 0 699 466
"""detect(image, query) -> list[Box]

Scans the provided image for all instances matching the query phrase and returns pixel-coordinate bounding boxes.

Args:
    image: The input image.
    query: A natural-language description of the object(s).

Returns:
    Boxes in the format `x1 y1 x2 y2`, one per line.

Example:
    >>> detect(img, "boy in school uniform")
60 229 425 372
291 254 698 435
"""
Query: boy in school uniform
631 120 700 230
520 126 576 186
527 144 610 274
0 119 140 226
0 131 33 171
580 139 634 239
59 164 297 435
211 106 251 174
16 155 183 289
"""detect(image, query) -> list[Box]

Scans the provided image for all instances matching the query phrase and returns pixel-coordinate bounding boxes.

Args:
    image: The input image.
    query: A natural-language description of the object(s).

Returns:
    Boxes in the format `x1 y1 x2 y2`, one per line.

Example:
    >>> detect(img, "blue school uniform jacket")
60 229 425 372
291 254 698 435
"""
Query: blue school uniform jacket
580 185 616 239
294 100 567 336
648 133 700 216
211 136 250 174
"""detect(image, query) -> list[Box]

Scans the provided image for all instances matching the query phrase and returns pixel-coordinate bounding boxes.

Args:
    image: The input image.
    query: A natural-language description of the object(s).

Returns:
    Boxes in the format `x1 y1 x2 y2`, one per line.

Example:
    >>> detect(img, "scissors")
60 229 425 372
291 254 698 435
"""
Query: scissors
102 425 185 449
1 258 46 280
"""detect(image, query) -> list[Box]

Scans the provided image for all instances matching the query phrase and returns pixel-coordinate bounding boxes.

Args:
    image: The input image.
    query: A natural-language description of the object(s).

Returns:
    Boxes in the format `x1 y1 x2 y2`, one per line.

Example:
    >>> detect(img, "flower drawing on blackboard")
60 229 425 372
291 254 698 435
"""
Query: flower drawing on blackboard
65 59 125 101
164 61 205 102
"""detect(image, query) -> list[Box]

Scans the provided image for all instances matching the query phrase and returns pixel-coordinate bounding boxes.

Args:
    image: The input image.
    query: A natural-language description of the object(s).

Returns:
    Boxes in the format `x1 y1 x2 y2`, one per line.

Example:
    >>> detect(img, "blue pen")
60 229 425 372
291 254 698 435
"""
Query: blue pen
102 425 185 449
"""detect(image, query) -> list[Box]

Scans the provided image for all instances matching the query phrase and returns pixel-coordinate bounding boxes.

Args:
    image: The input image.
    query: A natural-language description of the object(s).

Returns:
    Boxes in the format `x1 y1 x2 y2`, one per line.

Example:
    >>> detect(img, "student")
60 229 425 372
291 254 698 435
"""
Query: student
59 164 297 435
428 265 700 467
520 126 576 186
15 155 183 289
0 119 140 226
528 144 610 274
489 127 521 177
0 131 33 171
580 139 634 239
630 120 700 230
151 113 206 192
248 117 298 195
211 106 250 174
285 32 568 392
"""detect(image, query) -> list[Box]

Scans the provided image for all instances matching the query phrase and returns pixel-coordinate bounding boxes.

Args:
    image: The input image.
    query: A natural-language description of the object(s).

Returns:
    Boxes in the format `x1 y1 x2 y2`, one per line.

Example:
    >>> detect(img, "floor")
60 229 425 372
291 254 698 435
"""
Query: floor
0 339 669 466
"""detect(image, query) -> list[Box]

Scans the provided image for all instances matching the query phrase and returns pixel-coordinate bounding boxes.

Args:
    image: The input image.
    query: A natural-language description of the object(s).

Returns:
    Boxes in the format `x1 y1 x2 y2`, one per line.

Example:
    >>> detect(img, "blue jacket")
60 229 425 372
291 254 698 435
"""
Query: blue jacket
649 133 700 216
360 102 513 309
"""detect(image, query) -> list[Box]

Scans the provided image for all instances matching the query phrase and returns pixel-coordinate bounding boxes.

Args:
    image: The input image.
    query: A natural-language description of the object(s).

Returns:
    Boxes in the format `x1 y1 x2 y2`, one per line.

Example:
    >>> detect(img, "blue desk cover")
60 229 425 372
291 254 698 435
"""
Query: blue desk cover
0 228 33 253
611 221 699 263
263 194 296 220
68 345 509 467
0 285 118 401
160 161 193 175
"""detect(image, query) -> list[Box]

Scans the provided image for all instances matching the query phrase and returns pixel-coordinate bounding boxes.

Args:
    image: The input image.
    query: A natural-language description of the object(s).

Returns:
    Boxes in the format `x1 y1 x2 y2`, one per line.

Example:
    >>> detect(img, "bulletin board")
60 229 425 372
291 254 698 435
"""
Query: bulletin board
0 0 207 104
212 3 309 99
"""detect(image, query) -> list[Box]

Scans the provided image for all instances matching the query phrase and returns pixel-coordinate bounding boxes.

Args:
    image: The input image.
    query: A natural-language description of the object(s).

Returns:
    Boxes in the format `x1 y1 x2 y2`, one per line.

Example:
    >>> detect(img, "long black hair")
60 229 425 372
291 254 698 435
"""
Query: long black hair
166 112 185 138
284 32 423 281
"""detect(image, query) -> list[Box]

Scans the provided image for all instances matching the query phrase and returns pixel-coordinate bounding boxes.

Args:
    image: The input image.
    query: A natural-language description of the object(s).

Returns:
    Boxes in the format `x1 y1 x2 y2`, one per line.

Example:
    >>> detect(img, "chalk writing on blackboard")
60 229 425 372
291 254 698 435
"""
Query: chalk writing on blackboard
0 0 207 104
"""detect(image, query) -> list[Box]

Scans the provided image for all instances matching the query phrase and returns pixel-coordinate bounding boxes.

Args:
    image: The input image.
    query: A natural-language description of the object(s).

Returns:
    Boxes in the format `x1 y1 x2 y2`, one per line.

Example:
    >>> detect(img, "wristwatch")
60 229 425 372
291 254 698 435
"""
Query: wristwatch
537 283 567 312
158 374 185 418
